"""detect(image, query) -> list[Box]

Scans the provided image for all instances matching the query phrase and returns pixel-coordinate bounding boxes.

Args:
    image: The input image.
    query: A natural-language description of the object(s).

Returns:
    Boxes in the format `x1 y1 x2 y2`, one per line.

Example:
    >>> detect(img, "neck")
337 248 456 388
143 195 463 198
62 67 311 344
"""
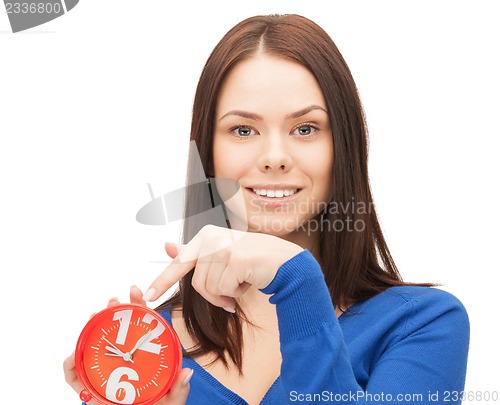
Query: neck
280 223 321 261
236 285 274 321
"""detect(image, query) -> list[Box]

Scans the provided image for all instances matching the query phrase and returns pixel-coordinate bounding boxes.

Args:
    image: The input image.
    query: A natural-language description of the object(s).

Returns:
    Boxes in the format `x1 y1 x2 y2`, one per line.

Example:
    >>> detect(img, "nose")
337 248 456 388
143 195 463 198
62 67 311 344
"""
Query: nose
257 133 293 173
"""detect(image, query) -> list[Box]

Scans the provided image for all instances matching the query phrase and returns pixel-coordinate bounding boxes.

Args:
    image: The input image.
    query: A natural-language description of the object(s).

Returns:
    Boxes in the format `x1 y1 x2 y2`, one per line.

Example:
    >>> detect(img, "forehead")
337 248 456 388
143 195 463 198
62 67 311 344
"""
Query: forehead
216 54 326 117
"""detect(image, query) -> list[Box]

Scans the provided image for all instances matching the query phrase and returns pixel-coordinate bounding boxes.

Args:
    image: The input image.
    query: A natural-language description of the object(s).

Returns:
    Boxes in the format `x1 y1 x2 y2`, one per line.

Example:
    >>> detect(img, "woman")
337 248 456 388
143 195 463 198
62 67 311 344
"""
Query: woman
65 14 469 404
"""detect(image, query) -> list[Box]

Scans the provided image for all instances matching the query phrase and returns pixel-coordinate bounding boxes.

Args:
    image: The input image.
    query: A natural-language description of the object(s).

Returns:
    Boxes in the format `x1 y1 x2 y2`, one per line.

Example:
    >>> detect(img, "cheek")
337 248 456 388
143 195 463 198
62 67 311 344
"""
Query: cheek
213 140 252 179
319 150 333 183
308 141 334 198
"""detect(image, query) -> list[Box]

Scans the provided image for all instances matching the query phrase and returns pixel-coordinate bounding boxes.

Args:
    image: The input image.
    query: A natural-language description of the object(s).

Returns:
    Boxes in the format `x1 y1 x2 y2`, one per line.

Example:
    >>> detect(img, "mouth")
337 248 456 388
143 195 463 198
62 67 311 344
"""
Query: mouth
245 186 302 200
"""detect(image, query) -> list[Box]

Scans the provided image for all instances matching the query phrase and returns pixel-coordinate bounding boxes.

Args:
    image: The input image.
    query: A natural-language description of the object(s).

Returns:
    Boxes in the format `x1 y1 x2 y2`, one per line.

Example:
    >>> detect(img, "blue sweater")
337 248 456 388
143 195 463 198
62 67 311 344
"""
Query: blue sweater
160 250 470 404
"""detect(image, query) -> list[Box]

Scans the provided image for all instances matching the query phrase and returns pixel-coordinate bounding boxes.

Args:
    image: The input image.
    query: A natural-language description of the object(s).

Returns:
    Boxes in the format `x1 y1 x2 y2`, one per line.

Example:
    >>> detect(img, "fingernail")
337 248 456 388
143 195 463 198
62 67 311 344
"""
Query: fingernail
108 297 118 303
223 306 236 313
142 287 156 302
182 369 194 386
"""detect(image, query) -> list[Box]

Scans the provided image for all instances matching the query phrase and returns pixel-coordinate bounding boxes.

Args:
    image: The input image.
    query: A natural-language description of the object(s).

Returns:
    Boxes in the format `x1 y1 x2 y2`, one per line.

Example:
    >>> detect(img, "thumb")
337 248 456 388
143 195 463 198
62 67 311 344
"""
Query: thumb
164 242 183 259
159 368 193 404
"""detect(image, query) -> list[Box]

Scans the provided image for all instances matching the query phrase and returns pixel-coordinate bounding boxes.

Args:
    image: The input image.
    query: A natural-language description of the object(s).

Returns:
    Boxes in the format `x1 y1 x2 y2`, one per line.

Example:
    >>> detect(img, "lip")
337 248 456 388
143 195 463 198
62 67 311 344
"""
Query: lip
246 184 303 190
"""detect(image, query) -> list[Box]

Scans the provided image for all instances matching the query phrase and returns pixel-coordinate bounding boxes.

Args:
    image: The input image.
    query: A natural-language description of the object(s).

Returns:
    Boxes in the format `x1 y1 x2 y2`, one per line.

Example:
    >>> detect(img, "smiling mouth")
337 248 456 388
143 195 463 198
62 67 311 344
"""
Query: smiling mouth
248 188 301 198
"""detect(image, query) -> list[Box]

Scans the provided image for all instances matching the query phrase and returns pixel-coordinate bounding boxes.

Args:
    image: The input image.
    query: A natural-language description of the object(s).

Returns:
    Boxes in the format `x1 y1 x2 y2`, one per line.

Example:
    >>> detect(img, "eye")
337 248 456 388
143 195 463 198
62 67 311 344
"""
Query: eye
292 124 318 137
230 125 257 138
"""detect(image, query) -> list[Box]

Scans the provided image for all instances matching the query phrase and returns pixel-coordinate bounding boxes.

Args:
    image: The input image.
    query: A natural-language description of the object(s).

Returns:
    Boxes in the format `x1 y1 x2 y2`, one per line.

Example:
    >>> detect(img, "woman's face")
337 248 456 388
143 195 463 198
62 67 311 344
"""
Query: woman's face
213 54 333 245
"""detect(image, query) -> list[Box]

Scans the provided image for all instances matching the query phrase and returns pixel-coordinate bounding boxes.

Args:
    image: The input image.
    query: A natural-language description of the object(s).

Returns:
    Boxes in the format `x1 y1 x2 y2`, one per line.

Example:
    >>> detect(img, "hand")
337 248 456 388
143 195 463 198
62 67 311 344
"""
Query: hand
64 287 193 405
63 351 99 405
64 351 193 405
142 225 303 310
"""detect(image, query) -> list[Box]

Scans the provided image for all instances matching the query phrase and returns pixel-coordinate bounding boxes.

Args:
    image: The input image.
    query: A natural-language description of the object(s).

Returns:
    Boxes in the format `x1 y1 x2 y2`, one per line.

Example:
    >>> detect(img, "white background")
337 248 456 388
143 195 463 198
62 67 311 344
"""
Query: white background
1 1 499 403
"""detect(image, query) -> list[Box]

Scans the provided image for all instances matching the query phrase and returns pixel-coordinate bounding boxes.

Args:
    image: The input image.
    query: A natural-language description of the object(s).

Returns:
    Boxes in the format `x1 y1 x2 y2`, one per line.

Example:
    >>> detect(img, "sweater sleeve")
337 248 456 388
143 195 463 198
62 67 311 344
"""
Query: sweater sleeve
260 250 470 404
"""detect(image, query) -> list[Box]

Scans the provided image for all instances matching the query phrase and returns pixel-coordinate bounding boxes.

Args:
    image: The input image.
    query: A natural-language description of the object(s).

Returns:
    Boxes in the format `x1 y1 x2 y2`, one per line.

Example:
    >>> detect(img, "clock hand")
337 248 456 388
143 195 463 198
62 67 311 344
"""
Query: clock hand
128 330 153 357
105 352 128 358
102 336 135 363
104 345 135 363
105 346 125 356
102 336 125 355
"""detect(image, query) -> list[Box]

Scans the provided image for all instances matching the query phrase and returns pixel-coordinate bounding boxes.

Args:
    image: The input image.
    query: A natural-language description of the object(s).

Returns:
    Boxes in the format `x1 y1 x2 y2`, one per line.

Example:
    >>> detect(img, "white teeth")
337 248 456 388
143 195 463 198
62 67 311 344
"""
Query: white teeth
252 188 298 198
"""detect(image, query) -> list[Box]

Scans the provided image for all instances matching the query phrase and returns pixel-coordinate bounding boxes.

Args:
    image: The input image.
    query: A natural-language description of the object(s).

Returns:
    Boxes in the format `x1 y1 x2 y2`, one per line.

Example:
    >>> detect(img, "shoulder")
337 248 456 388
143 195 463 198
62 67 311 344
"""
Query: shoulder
381 286 468 316
367 286 469 339
351 285 467 312
341 287 470 391
344 286 469 339
377 285 466 310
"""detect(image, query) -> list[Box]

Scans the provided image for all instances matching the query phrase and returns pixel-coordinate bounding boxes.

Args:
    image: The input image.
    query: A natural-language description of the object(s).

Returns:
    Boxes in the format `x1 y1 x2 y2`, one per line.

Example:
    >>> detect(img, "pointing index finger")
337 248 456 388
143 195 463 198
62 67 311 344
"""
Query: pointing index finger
142 226 230 302
142 255 196 302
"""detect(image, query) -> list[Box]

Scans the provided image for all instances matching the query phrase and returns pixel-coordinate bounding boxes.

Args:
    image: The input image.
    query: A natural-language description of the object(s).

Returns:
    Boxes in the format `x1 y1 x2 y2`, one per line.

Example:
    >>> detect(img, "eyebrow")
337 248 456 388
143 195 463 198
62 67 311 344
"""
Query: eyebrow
218 104 328 122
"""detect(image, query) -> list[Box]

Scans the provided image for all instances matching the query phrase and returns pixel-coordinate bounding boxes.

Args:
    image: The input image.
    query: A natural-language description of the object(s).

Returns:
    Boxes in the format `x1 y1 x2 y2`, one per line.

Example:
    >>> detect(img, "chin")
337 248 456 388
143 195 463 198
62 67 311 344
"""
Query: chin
246 216 303 237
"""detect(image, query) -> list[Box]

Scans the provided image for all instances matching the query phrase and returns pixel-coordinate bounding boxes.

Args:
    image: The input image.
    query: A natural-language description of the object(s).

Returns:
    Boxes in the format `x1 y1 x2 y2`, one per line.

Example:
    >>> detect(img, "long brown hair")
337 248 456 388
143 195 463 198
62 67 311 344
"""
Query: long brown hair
158 14 417 372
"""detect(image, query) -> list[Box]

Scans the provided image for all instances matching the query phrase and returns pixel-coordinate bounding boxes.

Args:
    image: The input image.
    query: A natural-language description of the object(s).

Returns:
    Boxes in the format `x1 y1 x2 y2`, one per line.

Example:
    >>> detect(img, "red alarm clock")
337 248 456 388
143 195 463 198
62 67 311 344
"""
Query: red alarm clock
75 303 182 405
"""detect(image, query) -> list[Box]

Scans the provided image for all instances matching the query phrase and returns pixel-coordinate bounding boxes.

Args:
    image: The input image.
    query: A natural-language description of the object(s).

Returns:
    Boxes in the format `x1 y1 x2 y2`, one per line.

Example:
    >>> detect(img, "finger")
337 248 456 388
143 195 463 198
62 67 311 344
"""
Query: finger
203 255 236 310
195 238 236 310
191 253 235 310
197 231 227 294
175 224 231 264
130 285 147 306
176 230 204 263
63 352 75 384
204 253 226 295
218 266 252 298
143 226 218 302
107 297 121 308
159 368 193 405
143 256 197 302
165 242 181 259
63 352 83 392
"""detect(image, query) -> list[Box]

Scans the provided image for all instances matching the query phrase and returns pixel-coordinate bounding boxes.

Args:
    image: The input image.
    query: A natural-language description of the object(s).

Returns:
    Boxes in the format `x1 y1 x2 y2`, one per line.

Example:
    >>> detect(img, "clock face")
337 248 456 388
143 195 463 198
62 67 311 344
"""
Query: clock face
75 304 181 405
